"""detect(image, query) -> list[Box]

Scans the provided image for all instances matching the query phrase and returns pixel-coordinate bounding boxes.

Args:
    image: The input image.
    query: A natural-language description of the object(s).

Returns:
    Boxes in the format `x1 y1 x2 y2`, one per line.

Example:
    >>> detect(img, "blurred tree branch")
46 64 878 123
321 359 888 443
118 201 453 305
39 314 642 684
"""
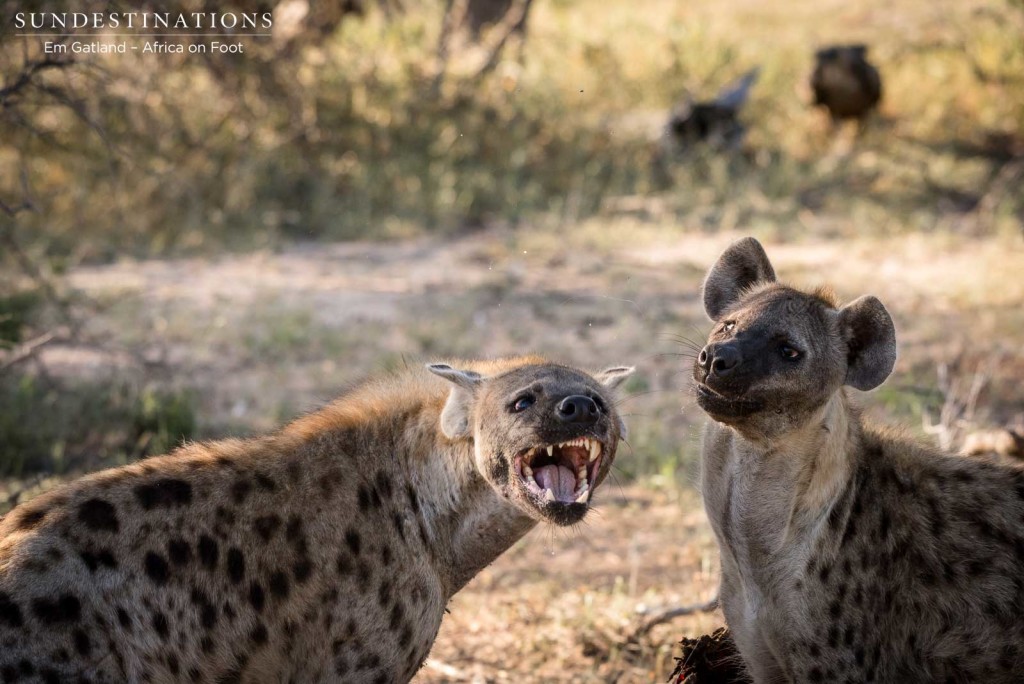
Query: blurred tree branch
432 0 533 97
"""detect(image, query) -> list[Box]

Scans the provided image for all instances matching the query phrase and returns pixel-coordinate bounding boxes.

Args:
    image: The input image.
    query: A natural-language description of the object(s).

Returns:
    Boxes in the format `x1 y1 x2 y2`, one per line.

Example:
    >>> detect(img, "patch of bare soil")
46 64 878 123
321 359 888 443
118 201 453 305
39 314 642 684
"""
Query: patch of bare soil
415 486 722 683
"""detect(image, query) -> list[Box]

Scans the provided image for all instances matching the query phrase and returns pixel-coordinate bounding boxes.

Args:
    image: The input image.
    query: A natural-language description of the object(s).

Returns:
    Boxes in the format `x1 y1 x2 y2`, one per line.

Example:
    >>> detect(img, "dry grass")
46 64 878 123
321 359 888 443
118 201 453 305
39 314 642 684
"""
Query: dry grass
418 485 721 684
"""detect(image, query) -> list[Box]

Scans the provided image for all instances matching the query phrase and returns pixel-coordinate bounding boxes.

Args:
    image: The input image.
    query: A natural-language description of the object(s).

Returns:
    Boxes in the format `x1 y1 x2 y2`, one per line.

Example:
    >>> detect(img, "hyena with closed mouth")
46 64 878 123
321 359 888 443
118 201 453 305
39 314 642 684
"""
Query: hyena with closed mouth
691 237 1024 683
0 356 631 683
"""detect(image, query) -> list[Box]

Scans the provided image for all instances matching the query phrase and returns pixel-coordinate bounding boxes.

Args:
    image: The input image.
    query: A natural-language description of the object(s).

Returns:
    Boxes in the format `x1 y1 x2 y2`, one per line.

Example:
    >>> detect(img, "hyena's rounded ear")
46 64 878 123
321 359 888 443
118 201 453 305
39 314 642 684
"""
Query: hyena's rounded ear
595 366 635 391
838 296 897 391
595 366 635 438
427 364 483 440
702 237 777 321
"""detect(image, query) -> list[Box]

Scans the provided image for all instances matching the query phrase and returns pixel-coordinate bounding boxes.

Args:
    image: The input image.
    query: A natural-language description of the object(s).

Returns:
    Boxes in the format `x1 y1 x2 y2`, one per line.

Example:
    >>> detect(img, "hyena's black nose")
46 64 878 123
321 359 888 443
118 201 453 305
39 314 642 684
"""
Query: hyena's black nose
700 343 741 377
556 395 600 424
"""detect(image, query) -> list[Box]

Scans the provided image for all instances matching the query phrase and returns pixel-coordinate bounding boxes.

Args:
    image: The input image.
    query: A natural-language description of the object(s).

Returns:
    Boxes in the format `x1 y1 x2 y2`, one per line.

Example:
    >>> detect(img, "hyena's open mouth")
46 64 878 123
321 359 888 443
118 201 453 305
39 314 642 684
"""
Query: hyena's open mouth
514 437 603 506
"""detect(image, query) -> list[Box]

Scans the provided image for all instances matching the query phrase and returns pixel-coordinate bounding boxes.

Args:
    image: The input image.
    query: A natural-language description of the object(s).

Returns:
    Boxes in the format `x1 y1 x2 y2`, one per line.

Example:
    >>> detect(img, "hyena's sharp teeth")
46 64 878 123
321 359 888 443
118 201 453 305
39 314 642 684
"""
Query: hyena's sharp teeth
543 488 556 502
589 441 601 462
546 445 554 457
576 466 586 481
523 465 533 478
575 488 590 504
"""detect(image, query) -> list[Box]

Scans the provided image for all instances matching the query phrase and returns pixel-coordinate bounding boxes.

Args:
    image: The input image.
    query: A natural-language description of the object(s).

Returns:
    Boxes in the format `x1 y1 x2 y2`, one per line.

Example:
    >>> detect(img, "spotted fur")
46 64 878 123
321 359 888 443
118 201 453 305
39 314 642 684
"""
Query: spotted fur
0 356 629 683
693 238 1024 683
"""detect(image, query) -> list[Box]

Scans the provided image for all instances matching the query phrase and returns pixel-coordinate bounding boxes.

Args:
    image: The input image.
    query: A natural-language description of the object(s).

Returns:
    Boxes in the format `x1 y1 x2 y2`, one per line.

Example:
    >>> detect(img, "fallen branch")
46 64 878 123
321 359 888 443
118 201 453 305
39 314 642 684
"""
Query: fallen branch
0 327 67 373
630 594 720 639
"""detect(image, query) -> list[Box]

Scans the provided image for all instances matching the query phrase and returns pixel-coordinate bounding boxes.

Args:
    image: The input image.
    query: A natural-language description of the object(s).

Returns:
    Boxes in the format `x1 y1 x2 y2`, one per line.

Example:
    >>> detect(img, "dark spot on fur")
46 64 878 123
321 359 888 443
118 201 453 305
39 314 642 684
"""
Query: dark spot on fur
227 547 245 584
198 535 219 570
251 623 269 645
215 505 236 526
356 652 381 670
72 628 91 657
249 583 265 612
336 658 350 677
152 610 169 638
231 479 253 504
294 559 313 584
31 594 81 624
135 479 193 509
392 512 407 541
388 602 405 631
79 549 117 572
269 571 290 600
168 538 192 566
357 485 371 512
144 551 170 585
399 624 413 650
117 607 132 629
254 473 277 492
254 515 281 542
78 498 119 532
377 578 393 607
337 554 353 576
345 529 362 556
0 592 24 627
14 507 48 531
192 589 218 629
320 468 342 495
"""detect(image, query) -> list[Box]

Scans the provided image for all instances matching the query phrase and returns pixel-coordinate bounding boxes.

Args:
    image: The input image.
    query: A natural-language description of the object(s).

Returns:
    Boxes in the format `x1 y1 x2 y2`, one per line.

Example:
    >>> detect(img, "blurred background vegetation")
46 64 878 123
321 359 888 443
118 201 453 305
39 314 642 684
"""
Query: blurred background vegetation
1 0 1023 503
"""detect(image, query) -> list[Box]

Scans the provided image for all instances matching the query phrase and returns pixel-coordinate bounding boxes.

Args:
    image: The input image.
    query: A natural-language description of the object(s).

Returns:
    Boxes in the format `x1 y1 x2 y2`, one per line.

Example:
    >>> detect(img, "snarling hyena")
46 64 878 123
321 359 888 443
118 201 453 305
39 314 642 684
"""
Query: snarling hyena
0 356 632 683
692 238 1024 683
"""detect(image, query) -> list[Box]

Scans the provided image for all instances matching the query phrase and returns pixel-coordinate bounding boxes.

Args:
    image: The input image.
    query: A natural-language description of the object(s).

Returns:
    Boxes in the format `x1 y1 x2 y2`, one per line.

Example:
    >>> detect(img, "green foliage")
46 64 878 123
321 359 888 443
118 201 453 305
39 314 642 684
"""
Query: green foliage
0 374 197 477
3 1 1023 262
0 289 43 345
133 387 198 457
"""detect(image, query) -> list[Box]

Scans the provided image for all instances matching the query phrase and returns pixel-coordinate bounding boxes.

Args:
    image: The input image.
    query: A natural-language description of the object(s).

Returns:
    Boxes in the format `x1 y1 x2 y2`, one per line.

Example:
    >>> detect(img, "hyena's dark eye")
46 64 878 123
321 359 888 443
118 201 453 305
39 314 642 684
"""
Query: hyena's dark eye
722 321 736 333
779 344 802 361
511 395 535 412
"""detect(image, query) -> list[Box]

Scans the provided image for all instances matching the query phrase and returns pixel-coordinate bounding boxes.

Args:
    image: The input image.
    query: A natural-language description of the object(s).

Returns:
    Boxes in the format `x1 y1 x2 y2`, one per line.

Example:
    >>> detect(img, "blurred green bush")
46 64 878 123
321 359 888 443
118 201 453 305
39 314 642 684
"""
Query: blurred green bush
0 374 196 477
1 0 1018 263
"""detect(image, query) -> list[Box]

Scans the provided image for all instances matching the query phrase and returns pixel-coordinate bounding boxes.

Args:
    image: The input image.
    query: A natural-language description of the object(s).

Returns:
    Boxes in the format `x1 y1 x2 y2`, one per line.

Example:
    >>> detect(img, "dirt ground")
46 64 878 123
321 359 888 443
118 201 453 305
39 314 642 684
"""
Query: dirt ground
416 485 723 683
5 225 1024 681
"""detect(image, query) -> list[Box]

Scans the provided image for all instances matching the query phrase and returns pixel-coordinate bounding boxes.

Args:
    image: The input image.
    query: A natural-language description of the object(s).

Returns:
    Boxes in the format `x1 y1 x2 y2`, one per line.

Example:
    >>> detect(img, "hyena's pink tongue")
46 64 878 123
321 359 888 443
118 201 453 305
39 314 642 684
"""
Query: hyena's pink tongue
534 464 577 502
